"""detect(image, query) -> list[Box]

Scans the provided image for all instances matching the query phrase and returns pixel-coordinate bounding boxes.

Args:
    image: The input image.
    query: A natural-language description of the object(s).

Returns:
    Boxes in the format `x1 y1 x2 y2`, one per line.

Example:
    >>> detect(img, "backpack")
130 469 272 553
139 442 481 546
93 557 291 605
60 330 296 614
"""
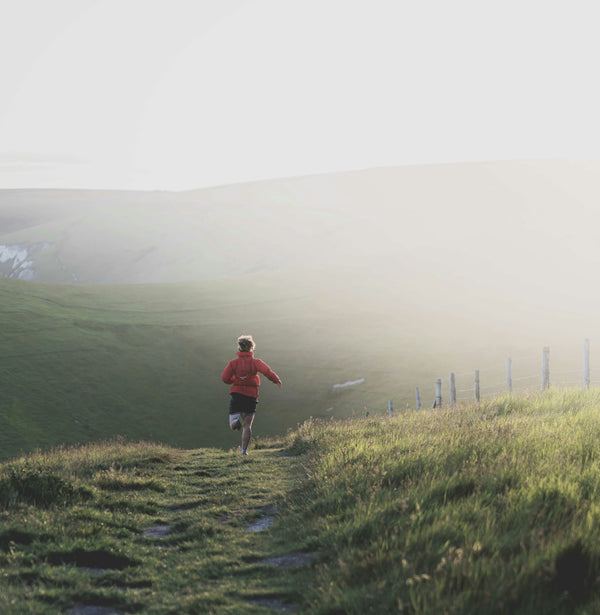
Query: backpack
234 356 257 384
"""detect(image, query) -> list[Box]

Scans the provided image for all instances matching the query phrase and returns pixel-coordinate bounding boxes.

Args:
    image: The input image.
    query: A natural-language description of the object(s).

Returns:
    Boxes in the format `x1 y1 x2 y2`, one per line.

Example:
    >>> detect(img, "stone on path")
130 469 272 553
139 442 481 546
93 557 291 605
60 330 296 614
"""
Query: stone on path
143 524 170 538
68 606 124 615
260 552 319 569
245 506 277 532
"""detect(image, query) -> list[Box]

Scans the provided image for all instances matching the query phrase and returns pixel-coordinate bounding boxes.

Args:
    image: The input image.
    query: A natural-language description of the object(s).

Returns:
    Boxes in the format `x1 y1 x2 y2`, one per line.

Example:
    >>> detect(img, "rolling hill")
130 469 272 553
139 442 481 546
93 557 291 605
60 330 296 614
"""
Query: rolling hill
1 271 468 459
2 159 600 458
3 158 600 292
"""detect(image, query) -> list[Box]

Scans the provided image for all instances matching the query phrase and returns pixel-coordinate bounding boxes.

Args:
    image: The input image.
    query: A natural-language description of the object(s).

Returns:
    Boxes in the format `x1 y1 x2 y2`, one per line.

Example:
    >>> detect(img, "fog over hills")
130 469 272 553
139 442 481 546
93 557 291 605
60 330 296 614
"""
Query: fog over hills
3 159 600 455
2 158 600 337
1 159 598 289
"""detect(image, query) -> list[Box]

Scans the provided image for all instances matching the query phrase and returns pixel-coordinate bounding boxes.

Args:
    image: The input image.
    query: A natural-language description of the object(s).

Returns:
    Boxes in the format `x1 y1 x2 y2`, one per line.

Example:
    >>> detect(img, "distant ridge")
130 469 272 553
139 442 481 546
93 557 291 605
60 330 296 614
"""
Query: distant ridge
2 159 600 286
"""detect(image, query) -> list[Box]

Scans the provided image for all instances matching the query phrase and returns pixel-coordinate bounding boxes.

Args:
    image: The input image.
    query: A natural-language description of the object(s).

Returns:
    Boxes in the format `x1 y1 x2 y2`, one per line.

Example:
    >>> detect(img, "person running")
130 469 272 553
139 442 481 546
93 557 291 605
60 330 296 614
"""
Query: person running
222 334 282 455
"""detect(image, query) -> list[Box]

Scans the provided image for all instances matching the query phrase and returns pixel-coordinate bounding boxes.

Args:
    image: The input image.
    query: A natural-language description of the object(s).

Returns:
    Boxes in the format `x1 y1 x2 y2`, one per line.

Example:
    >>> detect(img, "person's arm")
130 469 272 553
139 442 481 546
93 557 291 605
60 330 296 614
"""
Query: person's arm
255 359 282 387
222 361 235 384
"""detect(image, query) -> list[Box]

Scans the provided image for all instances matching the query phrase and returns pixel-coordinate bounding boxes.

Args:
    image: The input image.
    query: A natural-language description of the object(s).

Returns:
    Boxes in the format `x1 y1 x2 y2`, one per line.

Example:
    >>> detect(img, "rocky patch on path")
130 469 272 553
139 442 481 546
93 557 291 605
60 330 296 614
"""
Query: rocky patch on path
260 552 320 569
245 505 277 531
68 606 124 615
247 595 299 612
142 524 171 539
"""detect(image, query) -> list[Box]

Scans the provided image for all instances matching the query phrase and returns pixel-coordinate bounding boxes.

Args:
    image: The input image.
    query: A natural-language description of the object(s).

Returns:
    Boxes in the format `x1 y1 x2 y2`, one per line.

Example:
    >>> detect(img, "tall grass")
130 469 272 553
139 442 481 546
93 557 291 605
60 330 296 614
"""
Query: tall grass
3 389 600 613
283 389 600 614
0 439 175 509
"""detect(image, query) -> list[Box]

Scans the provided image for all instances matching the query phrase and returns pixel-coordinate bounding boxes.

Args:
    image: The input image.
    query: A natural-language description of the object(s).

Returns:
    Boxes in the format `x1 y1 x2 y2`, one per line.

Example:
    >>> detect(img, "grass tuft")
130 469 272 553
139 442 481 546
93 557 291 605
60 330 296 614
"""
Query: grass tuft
0 466 81 508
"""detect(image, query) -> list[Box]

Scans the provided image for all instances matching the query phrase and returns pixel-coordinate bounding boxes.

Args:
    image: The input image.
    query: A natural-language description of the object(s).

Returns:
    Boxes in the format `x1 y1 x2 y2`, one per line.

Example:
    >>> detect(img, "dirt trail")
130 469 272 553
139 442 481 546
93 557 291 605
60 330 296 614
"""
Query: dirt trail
64 447 315 614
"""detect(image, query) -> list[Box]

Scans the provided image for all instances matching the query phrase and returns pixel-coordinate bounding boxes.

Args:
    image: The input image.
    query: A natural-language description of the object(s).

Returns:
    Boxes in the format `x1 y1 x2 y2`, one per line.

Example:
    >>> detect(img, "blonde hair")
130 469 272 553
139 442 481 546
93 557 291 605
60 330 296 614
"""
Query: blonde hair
237 335 255 352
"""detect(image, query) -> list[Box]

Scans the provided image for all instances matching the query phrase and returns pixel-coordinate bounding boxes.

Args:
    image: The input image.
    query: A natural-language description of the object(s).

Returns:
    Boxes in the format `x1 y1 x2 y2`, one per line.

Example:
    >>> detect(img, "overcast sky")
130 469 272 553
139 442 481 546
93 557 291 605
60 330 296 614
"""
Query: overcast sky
1 0 599 191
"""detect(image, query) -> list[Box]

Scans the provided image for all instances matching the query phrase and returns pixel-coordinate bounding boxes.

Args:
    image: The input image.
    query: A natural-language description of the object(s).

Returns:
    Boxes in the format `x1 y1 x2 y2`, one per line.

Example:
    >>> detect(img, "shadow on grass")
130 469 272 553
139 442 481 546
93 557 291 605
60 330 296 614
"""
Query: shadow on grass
47 548 138 571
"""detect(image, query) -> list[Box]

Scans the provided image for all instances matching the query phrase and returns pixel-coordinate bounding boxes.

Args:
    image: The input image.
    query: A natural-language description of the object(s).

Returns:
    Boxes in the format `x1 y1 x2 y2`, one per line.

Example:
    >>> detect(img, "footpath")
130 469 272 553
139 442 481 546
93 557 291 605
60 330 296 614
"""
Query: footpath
0 445 319 615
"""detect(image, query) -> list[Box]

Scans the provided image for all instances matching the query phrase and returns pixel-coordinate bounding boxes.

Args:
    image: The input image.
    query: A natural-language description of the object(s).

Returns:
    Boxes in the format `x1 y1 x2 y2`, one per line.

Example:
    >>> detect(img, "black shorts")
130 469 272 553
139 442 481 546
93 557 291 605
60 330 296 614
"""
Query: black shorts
229 393 258 415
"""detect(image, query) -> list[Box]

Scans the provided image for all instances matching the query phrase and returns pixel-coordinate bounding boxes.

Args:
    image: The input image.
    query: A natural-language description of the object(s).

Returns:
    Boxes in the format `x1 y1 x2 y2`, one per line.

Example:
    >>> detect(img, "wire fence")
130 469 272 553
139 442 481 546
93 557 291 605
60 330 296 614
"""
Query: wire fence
384 339 593 415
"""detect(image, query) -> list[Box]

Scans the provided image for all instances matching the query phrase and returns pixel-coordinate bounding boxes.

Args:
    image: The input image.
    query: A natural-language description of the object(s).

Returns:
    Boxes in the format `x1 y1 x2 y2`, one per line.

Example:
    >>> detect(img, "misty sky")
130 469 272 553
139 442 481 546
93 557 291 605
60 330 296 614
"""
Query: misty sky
1 0 599 191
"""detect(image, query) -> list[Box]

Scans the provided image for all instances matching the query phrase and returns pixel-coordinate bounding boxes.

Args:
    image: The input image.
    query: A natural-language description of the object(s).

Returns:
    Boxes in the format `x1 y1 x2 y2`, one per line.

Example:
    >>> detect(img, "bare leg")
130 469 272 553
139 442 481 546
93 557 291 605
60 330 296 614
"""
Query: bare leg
241 412 255 453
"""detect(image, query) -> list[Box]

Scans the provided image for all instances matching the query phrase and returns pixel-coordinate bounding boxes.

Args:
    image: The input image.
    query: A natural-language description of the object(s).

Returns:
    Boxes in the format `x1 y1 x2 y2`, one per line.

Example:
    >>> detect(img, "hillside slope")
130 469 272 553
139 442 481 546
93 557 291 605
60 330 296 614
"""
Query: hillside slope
284 389 600 613
2 268 599 460
1 272 440 458
2 159 600 292
3 159 600 458
3 390 600 614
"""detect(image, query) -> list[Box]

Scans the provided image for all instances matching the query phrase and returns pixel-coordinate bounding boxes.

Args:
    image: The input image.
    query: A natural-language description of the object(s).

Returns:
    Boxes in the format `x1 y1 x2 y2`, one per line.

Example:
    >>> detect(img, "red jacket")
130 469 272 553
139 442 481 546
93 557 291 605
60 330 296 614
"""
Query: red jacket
222 351 281 398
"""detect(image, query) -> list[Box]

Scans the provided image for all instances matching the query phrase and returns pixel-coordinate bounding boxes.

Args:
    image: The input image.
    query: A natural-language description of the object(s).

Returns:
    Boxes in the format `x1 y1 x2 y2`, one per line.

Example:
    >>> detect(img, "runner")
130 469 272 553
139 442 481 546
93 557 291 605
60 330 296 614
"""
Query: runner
222 335 282 455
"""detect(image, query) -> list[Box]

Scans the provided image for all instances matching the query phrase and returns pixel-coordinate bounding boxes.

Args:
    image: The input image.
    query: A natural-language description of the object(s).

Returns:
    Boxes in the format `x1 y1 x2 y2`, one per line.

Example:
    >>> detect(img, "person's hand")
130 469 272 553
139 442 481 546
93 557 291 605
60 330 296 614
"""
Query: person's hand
277 381 282 388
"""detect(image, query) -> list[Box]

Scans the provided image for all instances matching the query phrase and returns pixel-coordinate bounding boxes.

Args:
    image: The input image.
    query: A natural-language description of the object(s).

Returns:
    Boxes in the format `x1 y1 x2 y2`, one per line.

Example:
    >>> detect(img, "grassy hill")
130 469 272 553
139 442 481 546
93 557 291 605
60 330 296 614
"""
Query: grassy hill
3 158 600 458
2 389 600 614
1 271 428 459
3 159 600 290
2 264 599 461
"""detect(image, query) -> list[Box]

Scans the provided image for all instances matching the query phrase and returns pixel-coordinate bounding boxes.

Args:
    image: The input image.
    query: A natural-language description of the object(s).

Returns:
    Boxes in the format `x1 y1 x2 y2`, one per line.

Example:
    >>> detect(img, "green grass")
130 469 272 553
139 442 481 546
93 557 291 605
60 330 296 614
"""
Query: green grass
0 275 495 460
0 273 367 459
4 389 600 613
282 388 600 614
3 273 594 461
0 437 309 614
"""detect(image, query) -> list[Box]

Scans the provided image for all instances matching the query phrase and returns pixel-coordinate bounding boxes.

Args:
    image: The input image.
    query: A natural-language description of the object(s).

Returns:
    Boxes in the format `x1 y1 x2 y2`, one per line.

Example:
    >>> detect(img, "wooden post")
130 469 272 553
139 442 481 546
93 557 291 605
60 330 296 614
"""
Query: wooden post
474 369 480 402
449 372 456 406
415 387 421 411
506 357 512 393
542 346 550 390
435 378 442 408
584 339 590 390
388 400 393 417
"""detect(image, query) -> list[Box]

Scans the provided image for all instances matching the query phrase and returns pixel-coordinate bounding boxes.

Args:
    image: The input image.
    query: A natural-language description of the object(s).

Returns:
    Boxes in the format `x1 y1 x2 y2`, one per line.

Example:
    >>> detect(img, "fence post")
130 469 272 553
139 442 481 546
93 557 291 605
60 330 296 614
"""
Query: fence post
388 400 393 417
584 339 590 390
474 369 480 402
507 357 512 393
542 346 550 390
435 378 442 408
449 372 456 406
415 387 421 411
